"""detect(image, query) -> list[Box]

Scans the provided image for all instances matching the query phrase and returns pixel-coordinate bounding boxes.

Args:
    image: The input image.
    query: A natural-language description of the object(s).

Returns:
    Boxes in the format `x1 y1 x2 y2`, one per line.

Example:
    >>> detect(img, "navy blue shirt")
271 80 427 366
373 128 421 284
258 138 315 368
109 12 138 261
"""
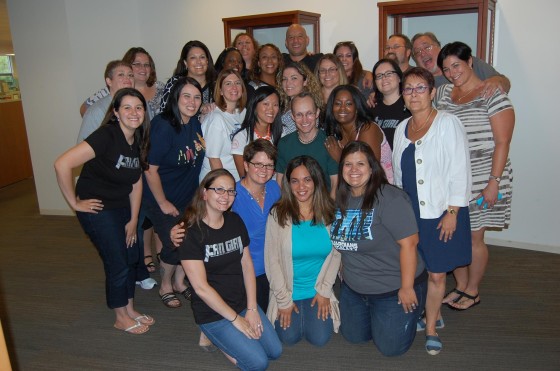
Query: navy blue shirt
143 114 205 210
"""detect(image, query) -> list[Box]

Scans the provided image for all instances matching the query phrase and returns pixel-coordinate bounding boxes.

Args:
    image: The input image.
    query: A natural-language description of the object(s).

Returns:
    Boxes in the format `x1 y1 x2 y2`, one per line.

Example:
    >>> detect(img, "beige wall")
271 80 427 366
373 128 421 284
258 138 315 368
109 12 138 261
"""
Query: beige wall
7 0 560 253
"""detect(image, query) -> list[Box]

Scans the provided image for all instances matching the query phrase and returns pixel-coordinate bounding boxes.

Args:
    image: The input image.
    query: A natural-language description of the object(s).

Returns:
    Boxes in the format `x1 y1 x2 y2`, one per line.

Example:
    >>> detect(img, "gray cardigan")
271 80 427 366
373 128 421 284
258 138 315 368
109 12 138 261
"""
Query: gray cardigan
264 209 341 332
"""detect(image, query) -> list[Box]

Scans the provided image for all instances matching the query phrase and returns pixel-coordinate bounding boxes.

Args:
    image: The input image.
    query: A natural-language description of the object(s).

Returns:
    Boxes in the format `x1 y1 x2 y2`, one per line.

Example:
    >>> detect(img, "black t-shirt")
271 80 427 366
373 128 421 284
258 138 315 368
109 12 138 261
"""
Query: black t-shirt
76 124 141 209
282 53 324 72
178 212 250 324
371 95 411 150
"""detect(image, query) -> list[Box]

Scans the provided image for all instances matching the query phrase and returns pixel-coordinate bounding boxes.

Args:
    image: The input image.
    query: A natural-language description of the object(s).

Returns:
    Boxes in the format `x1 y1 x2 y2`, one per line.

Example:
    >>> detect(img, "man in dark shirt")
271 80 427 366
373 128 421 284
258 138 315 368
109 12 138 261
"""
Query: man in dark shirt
282 24 323 71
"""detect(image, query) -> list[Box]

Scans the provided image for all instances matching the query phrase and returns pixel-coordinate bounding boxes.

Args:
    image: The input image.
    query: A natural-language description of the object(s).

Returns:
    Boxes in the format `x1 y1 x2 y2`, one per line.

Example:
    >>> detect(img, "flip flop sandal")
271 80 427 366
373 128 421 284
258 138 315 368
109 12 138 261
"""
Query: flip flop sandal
134 314 155 326
448 292 481 311
144 255 156 273
114 321 149 335
160 292 182 308
442 288 465 304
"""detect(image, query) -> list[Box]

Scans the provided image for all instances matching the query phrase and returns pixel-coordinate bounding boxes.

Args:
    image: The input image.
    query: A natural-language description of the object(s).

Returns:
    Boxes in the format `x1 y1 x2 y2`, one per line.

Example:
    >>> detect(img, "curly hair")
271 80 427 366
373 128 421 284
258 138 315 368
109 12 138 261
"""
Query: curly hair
250 43 284 84
276 61 323 114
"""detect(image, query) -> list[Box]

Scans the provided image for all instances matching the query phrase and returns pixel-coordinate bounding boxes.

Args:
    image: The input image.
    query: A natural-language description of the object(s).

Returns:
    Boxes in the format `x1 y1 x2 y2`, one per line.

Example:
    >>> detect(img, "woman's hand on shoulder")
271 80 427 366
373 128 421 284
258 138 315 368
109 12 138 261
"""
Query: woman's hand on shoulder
311 293 331 321
170 222 186 247
324 136 342 163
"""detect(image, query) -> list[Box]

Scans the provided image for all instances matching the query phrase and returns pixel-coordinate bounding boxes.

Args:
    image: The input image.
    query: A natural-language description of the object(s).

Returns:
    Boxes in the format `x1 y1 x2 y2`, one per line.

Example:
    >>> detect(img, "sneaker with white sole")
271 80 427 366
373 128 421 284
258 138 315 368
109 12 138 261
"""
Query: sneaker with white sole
136 278 158 290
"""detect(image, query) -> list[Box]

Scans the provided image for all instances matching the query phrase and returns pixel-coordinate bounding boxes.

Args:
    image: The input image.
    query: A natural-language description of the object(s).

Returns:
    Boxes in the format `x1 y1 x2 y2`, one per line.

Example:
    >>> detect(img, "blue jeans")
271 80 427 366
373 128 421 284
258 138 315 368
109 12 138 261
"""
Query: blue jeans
143 200 184 265
340 279 427 356
200 307 282 371
274 298 333 347
77 208 138 309
134 204 152 282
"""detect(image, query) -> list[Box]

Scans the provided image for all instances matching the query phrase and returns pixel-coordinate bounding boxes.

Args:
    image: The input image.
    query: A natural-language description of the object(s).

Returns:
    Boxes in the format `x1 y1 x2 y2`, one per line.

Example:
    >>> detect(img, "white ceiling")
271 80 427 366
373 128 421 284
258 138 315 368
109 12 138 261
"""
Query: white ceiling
0 0 14 54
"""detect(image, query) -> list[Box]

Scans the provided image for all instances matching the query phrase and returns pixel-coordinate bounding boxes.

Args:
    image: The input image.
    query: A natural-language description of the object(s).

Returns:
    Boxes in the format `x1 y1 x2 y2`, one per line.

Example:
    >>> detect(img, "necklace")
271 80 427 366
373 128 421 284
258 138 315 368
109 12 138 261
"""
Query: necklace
255 125 271 141
243 180 266 205
298 129 319 145
455 86 476 103
411 108 435 132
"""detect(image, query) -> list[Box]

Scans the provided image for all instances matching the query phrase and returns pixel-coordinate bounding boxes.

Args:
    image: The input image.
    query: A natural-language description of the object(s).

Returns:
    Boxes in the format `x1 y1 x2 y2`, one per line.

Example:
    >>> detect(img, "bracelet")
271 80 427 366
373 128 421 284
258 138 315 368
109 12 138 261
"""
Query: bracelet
229 314 238 323
247 307 257 312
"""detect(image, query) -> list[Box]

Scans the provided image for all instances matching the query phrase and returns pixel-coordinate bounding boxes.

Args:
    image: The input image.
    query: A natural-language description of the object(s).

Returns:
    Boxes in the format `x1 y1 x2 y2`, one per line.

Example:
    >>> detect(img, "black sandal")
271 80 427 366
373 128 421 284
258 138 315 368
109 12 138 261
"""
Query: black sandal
144 255 156 273
160 292 182 308
442 288 465 304
174 287 193 301
447 292 481 311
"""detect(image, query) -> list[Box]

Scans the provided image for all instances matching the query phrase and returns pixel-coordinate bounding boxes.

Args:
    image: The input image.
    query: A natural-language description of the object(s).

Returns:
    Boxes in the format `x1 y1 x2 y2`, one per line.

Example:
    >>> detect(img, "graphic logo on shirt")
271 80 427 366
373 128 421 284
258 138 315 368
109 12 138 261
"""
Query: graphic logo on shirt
178 133 205 166
204 236 244 262
376 118 401 129
229 122 242 141
115 155 140 169
330 208 374 251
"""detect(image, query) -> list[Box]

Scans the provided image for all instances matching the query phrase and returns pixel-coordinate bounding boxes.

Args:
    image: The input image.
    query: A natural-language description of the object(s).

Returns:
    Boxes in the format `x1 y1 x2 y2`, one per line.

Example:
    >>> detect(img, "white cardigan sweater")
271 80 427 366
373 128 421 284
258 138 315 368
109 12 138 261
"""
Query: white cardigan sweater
392 110 472 219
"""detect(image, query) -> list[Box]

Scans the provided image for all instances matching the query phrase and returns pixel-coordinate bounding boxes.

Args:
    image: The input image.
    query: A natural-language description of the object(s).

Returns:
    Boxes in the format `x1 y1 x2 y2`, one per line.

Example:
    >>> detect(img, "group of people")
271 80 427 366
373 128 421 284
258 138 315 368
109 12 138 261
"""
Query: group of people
54 22 515 370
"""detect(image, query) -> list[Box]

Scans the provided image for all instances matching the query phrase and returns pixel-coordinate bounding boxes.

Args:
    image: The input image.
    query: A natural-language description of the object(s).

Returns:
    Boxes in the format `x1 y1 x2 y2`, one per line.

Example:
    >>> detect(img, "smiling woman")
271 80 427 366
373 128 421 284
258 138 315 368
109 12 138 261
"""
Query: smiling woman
200 69 247 181
55 88 153 335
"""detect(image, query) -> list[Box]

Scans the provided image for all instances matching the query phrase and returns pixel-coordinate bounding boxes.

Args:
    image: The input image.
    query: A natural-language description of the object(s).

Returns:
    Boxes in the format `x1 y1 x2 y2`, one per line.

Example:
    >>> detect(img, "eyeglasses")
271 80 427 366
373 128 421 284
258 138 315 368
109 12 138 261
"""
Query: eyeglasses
413 44 435 57
223 80 243 87
131 62 151 69
249 162 275 170
384 45 404 52
402 86 430 95
374 71 397 80
294 111 317 120
318 67 338 75
207 187 237 196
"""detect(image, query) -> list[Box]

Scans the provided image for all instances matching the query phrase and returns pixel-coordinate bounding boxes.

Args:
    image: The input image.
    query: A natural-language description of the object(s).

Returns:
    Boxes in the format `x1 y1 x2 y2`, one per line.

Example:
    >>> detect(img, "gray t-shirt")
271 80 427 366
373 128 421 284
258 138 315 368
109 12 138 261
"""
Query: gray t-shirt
77 95 112 143
435 56 501 87
330 184 425 295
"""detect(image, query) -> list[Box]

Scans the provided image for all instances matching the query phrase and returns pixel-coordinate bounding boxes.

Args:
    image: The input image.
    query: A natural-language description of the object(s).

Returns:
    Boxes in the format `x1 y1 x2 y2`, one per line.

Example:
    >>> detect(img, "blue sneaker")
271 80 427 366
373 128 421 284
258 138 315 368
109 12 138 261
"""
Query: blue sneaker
416 317 445 332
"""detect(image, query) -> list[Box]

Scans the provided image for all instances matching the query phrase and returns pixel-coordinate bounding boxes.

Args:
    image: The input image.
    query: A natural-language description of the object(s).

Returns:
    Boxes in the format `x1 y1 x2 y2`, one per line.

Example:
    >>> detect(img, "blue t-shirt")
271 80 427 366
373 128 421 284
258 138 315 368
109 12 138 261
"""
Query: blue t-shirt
231 179 281 276
143 114 205 210
292 221 332 300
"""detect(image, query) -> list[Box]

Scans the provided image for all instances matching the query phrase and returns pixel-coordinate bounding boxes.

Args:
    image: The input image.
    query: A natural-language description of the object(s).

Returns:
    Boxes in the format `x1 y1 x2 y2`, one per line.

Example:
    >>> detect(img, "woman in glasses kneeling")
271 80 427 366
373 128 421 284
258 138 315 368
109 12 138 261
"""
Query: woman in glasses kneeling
177 169 282 370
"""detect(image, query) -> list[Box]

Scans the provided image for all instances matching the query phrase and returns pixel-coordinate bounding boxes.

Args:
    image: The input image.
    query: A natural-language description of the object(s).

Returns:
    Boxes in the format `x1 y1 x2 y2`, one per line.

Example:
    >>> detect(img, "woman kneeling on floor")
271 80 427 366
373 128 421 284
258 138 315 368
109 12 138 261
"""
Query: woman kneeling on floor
331 141 427 356
177 169 282 370
265 155 341 347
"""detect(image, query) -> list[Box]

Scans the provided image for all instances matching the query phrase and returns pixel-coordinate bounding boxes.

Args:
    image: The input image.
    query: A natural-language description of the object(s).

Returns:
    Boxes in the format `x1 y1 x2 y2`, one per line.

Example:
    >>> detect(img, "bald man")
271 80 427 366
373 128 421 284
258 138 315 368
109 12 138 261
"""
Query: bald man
282 24 323 71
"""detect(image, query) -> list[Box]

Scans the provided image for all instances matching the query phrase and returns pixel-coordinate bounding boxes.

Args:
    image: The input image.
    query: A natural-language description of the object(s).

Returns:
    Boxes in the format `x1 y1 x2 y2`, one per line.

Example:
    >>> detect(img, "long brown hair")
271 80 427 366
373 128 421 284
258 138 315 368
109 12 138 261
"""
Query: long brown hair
180 169 236 231
273 155 334 227
100 88 150 170
336 141 387 220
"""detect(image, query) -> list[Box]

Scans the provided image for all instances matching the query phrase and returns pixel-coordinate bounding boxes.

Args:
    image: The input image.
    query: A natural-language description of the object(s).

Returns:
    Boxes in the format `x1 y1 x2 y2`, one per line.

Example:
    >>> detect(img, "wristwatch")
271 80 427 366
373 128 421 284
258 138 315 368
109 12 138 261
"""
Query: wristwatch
489 175 502 183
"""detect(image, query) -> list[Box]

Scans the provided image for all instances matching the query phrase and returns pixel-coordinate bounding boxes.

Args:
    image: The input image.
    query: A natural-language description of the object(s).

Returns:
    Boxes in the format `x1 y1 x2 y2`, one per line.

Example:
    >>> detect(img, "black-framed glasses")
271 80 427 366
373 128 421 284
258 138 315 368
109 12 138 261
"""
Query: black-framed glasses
207 187 237 196
374 71 397 80
249 161 275 170
402 86 430 95
413 44 435 57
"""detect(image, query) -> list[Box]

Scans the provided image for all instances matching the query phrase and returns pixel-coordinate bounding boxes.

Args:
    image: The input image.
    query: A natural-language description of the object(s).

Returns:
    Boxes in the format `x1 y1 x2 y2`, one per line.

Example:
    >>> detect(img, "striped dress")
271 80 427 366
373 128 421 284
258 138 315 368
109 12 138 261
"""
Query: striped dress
435 84 513 231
